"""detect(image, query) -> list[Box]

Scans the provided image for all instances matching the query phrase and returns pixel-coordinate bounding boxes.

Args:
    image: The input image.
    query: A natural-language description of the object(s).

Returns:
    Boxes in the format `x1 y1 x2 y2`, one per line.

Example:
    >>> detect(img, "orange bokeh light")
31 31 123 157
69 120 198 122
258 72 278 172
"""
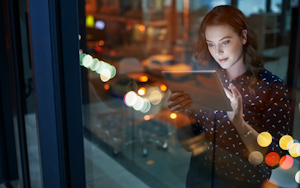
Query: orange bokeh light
104 84 110 90
160 84 167 91
146 160 155 165
98 40 104 46
279 155 294 170
265 152 280 167
139 25 146 31
138 87 146 96
144 115 151 121
139 76 148 82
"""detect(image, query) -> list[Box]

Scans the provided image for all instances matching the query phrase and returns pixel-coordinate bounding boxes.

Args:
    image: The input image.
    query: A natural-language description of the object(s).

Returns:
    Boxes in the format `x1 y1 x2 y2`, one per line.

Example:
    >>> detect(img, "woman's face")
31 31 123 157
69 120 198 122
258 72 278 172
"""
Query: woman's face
205 24 247 71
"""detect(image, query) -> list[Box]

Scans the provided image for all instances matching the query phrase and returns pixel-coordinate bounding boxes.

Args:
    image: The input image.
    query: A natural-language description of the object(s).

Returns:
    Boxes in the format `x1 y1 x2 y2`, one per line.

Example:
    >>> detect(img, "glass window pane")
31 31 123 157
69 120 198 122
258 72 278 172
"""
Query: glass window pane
81 0 299 187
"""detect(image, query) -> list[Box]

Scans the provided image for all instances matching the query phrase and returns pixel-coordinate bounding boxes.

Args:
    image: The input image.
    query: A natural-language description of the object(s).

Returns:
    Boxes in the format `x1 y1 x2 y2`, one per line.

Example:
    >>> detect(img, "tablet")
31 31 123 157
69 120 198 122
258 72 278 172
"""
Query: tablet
162 70 233 111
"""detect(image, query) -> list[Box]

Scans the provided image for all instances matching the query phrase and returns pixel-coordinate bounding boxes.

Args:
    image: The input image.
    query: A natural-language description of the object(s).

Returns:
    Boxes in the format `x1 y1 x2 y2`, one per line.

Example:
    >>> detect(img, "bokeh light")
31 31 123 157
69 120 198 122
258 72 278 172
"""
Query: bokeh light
124 91 137 107
149 90 162 105
279 155 294 170
109 66 117 79
170 113 177 119
160 84 167 91
98 40 104 46
288 143 300 157
133 96 144 111
257 132 272 147
100 69 111 82
295 171 300 184
139 25 146 32
139 76 148 82
138 87 146 96
95 20 105 30
140 99 151 113
248 151 263 165
146 160 155 165
86 15 95 28
82 54 93 68
104 84 110 90
96 60 106 74
265 152 280 167
144 115 151 121
280 135 293 150
90 58 100 71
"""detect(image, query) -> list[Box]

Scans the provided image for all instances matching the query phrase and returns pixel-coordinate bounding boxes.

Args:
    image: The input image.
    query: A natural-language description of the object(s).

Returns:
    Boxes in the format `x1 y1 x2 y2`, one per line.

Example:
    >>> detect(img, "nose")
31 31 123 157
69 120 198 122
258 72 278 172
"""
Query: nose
215 44 223 56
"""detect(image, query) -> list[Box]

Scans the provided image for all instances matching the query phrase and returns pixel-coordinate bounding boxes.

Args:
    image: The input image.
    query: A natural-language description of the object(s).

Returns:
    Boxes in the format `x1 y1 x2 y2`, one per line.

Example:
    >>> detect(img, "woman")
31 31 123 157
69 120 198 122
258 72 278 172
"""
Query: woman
167 5 290 188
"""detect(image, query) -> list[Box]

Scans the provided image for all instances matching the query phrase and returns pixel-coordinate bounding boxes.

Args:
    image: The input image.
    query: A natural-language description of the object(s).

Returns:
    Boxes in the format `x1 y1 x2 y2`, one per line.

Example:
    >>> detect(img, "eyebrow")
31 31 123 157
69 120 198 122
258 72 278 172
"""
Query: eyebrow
206 36 231 42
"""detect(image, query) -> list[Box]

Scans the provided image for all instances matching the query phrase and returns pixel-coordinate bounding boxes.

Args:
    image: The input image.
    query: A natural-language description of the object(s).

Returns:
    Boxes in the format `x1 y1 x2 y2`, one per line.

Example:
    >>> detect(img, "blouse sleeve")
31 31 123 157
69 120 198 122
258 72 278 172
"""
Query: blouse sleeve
260 81 291 161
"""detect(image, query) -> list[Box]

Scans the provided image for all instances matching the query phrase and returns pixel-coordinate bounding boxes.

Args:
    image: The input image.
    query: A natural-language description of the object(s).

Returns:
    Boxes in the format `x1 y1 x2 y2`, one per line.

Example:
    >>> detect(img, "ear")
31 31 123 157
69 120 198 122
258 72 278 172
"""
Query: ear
242 29 247 45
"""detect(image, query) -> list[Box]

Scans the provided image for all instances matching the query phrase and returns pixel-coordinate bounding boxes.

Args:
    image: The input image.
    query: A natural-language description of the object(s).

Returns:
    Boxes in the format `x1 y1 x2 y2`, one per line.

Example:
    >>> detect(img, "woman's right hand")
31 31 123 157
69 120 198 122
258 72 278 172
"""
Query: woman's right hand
167 91 192 113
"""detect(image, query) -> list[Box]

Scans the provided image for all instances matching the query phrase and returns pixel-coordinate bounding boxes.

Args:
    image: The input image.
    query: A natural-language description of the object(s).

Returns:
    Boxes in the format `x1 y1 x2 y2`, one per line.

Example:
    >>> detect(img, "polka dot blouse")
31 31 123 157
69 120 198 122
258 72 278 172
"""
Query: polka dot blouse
189 68 291 184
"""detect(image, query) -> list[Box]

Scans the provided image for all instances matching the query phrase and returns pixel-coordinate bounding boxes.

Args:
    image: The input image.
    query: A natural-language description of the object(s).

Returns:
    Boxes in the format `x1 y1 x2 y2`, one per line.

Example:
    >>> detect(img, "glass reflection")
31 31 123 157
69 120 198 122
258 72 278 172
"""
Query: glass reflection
81 0 298 188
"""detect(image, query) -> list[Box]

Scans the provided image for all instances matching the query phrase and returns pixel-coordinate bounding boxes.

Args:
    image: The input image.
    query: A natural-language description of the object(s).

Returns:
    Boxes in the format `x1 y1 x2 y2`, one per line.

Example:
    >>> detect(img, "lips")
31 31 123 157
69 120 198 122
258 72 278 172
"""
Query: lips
219 58 228 63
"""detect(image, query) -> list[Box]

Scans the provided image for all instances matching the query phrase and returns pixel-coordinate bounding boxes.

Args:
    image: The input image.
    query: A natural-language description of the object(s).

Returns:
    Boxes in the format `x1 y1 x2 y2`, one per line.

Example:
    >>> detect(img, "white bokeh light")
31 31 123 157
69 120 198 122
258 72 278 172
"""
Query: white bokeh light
140 99 151 113
149 90 162 105
82 54 93 68
295 171 300 184
133 96 144 111
100 69 111 82
124 91 137 107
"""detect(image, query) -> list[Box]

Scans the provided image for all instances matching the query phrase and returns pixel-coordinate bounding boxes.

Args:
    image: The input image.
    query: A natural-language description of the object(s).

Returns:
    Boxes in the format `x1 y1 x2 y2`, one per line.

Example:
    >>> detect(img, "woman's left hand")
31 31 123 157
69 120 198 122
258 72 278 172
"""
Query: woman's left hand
224 83 244 126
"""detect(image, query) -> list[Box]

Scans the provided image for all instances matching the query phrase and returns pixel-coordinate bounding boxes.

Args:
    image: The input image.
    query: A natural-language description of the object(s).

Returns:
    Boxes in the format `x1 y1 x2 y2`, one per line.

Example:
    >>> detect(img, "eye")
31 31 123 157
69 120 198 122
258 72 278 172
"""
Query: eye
222 41 230 45
207 43 214 47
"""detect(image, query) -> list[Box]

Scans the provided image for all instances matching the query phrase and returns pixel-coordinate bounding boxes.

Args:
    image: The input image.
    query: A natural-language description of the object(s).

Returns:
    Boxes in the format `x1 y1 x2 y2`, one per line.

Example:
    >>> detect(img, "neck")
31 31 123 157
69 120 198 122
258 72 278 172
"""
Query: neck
226 61 247 82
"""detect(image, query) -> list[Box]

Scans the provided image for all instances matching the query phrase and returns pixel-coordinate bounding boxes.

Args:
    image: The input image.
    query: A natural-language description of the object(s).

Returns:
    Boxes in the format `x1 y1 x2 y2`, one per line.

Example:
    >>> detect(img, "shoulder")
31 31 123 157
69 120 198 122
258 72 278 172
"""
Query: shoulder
258 69 286 88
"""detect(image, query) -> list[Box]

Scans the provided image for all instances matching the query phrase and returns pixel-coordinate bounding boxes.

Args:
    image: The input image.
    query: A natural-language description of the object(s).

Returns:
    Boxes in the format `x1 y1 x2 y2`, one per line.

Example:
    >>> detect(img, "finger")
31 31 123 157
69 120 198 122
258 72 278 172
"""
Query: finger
231 84 241 100
168 91 184 101
223 87 233 99
168 94 190 108
172 101 193 113
170 99 192 112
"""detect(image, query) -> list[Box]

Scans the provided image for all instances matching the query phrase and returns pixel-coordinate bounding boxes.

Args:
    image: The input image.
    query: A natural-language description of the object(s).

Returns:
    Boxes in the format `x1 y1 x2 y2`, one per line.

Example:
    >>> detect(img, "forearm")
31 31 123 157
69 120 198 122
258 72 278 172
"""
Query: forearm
233 119 268 156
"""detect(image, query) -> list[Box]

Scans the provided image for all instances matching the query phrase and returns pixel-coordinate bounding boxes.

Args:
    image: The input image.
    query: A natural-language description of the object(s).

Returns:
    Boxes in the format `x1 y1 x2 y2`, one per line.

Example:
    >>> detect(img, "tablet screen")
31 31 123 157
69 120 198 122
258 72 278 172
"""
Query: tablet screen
162 70 233 111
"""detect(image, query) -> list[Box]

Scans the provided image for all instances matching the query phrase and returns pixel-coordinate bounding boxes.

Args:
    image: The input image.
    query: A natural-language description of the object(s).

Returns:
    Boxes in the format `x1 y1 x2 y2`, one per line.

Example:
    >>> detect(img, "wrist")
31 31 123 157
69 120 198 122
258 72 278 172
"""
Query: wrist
232 116 246 127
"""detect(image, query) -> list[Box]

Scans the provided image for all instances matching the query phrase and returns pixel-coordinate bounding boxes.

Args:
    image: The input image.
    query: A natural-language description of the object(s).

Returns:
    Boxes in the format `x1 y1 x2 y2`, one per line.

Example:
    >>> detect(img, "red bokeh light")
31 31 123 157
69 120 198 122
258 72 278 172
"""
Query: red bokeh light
279 155 294 170
265 152 280 167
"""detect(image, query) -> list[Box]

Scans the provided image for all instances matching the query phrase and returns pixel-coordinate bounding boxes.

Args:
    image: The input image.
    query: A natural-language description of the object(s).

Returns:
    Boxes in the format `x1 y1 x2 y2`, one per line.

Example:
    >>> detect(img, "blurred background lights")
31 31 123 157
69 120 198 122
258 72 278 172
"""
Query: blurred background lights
279 155 294 170
295 171 300 184
257 132 272 147
98 40 104 46
133 96 144 111
100 69 111 82
82 54 93 68
265 152 280 167
139 76 148 82
108 66 116 79
280 135 293 150
149 90 162 105
139 25 146 32
140 99 151 113
90 58 100 71
248 151 263 165
124 91 137 107
138 87 146 96
144 115 151 121
170 113 177 119
160 84 167 91
86 15 95 28
288 142 300 157
95 20 105 30
104 84 110 90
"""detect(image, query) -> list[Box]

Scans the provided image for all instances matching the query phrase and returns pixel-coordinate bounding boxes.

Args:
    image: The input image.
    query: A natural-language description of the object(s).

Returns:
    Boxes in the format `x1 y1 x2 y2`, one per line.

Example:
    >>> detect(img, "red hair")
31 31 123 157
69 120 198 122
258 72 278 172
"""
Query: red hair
195 5 263 94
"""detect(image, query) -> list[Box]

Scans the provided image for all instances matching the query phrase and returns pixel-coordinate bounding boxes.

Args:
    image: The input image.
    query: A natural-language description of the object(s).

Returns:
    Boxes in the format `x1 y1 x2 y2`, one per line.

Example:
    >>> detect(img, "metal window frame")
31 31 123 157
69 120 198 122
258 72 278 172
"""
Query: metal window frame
27 0 86 187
